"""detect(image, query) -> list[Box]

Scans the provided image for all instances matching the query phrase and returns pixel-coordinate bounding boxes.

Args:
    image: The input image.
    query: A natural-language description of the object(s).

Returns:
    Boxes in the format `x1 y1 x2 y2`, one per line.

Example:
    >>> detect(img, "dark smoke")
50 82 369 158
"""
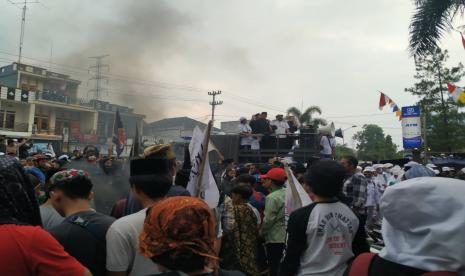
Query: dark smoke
58 0 192 119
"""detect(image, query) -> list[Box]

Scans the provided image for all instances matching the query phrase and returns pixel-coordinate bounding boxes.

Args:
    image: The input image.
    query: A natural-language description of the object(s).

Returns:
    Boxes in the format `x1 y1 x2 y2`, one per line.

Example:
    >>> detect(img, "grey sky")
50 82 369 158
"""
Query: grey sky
1 0 464 148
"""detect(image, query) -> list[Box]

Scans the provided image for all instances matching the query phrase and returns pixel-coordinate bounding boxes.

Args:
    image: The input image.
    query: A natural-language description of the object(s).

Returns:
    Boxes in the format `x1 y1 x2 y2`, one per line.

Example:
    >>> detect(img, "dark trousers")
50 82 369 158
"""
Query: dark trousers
266 243 285 276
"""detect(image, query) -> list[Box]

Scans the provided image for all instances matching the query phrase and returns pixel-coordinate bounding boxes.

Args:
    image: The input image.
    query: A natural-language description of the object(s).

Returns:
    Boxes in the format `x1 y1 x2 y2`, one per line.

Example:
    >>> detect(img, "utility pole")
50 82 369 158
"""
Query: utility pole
9 0 43 89
8 0 41 65
208 90 223 121
88 55 109 100
18 0 27 65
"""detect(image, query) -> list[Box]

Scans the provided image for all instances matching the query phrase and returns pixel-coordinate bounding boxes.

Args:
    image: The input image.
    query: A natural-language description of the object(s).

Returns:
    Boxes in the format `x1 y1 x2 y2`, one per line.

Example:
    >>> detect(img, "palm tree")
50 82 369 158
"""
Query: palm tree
409 0 465 57
287 106 327 128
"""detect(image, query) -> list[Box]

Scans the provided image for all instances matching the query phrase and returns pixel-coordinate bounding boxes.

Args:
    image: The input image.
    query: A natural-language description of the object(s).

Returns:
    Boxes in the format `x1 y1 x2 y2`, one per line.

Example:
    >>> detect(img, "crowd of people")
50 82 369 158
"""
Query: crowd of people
1 139 465 276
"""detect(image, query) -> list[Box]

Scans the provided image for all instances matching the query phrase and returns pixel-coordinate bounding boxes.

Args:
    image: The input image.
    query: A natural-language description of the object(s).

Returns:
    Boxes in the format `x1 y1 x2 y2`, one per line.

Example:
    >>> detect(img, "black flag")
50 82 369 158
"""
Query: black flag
112 109 126 157
21 90 29 102
7 87 15 100
129 126 140 159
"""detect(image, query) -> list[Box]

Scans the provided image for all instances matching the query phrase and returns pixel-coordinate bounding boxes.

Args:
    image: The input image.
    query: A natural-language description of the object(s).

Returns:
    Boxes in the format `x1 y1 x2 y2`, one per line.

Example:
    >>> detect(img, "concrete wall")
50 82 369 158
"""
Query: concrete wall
148 128 194 143
0 100 31 124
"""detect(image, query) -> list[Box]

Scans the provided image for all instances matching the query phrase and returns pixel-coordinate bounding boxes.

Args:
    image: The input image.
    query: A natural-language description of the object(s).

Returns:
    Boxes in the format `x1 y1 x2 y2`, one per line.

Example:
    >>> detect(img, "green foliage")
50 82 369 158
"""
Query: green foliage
287 106 327 127
405 48 465 152
409 0 465 56
425 110 465 151
353 124 399 161
335 144 355 161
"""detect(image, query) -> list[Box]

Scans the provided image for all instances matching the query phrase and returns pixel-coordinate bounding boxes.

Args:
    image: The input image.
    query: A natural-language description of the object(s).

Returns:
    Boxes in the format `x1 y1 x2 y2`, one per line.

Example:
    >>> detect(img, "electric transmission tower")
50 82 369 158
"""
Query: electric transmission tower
88 55 109 100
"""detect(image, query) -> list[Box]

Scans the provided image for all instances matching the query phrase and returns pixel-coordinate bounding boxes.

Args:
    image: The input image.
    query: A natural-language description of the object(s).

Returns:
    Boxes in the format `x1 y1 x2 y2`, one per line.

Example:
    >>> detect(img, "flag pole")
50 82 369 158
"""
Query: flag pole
284 164 303 208
195 120 213 197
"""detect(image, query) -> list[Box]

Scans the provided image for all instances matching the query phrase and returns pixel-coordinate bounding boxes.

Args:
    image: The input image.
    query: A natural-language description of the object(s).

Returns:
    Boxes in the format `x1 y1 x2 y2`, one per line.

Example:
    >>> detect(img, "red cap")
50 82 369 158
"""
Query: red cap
260 168 287 182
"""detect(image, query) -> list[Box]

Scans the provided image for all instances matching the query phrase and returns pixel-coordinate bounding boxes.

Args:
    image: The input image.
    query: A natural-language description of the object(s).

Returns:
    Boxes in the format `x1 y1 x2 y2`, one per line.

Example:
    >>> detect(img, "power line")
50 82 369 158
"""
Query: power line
0 50 291 111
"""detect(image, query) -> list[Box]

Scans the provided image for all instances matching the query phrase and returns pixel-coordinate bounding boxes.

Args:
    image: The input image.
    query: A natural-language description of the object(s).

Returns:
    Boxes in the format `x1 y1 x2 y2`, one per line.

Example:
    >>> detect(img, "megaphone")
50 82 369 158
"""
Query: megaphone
318 122 335 136
335 128 343 138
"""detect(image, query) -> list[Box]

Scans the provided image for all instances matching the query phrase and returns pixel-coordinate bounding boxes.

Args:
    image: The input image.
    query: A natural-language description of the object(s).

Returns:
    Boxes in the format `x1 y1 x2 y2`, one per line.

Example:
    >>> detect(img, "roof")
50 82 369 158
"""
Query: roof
148 116 220 131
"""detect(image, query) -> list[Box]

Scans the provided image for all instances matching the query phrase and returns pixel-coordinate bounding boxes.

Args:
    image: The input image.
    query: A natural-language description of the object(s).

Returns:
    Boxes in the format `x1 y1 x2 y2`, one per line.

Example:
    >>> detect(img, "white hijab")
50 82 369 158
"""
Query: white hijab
379 177 465 274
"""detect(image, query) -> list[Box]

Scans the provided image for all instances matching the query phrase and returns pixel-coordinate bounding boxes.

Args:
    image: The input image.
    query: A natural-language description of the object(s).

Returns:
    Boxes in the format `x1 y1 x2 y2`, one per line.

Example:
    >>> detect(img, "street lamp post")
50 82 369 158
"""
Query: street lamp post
342 125 357 145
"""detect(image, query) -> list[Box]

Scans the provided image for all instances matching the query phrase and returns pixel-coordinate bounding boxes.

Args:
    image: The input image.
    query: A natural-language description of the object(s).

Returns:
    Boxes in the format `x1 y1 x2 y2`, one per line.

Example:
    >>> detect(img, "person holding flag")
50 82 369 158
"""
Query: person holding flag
112 109 126 157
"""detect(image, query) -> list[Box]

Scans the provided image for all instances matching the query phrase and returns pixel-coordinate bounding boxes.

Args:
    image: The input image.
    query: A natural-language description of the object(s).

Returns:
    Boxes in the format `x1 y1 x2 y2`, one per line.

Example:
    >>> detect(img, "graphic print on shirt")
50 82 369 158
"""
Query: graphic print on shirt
317 212 355 256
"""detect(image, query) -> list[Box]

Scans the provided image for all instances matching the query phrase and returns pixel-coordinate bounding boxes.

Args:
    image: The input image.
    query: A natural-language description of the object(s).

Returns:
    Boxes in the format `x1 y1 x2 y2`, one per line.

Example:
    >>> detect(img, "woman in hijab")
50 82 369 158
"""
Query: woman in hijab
346 177 465 275
140 196 244 276
0 156 90 276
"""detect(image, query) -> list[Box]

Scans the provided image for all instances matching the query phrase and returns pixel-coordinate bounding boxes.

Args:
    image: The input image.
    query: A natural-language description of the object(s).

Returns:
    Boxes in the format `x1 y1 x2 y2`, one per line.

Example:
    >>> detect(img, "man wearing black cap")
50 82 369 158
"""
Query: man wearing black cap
106 144 176 276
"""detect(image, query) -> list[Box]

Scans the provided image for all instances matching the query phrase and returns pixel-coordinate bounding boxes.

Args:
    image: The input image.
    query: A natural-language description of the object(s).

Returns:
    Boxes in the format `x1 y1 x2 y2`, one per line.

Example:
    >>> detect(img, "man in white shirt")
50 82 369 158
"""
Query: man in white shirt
320 134 336 159
373 164 387 192
238 117 254 150
271 114 290 150
106 145 176 276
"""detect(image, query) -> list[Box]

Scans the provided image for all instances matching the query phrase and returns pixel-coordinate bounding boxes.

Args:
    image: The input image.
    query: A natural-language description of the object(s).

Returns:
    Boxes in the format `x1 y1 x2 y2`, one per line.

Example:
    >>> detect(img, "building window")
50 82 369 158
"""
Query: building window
0 110 16 129
34 115 48 133
55 119 69 135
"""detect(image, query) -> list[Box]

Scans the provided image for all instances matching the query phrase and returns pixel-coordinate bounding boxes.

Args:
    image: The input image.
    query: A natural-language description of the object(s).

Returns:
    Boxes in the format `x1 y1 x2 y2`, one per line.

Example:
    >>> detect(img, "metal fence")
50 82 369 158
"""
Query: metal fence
0 122 29 132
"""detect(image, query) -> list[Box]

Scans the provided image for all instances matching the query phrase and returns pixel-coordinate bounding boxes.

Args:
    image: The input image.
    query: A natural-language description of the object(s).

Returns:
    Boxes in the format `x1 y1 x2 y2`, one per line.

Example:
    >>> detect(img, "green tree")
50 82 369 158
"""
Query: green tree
409 0 465 56
405 48 465 151
287 106 327 127
353 124 399 161
335 144 355 161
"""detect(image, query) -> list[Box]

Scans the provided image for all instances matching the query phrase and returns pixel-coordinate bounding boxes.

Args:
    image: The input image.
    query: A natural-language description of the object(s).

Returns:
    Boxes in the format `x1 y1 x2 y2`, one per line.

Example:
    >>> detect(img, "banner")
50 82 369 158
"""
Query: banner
284 166 312 223
186 125 220 209
402 106 422 149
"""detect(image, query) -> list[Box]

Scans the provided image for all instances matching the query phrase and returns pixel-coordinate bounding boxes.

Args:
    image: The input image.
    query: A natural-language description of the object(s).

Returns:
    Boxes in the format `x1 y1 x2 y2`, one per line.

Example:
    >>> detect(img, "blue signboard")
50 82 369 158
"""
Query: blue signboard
401 106 422 149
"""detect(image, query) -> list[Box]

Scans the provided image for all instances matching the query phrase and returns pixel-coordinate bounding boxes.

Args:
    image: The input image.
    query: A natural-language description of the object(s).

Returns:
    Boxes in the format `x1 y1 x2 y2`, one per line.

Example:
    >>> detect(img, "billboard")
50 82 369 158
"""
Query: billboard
402 106 422 149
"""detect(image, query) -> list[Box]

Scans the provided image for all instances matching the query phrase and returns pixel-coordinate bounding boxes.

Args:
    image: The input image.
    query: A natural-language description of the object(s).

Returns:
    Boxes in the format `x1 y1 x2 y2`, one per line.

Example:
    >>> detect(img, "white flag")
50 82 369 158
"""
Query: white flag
285 167 312 220
189 126 219 155
186 126 220 208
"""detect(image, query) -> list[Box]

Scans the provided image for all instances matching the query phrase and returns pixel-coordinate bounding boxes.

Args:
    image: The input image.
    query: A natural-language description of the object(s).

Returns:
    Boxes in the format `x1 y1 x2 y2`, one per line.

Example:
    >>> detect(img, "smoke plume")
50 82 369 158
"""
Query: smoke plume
58 0 192 120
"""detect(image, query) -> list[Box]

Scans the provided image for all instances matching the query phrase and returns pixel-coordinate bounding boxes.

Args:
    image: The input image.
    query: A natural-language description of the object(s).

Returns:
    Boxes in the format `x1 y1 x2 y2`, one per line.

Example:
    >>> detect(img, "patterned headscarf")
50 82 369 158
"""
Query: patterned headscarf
0 156 42 225
50 169 90 185
140 197 217 261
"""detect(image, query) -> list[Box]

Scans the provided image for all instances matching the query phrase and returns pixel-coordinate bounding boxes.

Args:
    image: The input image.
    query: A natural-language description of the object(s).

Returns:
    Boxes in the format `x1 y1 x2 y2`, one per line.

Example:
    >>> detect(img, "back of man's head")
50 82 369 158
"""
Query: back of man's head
342 155 358 169
49 170 93 199
235 174 256 186
230 185 253 200
305 160 345 198
130 173 173 199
